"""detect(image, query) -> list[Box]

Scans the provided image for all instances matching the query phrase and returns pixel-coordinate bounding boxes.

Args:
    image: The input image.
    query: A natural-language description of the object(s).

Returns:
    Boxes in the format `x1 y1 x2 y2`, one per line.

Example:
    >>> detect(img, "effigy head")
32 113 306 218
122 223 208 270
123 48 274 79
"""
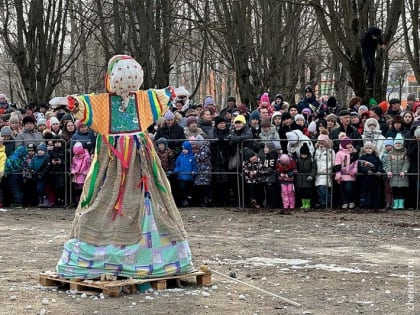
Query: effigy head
105 55 144 108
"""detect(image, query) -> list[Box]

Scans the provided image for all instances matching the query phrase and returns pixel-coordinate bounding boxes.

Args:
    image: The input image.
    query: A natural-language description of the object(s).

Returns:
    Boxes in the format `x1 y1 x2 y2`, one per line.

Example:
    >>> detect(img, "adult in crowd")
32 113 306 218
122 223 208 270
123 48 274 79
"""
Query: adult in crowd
153 110 186 157
70 120 96 155
386 98 402 117
208 116 231 207
297 86 320 114
329 110 362 153
14 116 44 149
370 106 389 136
278 112 298 154
406 126 420 209
219 96 237 118
197 107 214 137
406 93 417 112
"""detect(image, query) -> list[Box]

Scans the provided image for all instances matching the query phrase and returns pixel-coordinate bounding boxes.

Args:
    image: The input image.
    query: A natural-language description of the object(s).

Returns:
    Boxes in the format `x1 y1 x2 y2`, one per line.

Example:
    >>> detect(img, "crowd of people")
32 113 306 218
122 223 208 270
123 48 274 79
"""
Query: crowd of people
0 87 419 211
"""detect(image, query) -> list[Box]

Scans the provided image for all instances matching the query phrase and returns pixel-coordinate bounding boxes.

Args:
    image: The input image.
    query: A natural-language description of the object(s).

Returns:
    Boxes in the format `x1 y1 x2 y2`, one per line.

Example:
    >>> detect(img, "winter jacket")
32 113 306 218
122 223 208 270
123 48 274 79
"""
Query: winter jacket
0 145 6 178
5 145 27 174
258 149 278 183
334 147 358 182
30 154 50 179
154 122 186 155
243 156 263 184
208 126 230 182
71 149 91 184
71 129 96 155
362 118 386 157
14 128 44 148
314 147 335 187
383 147 410 188
173 141 197 181
295 156 317 190
194 143 212 186
258 127 281 151
330 124 362 153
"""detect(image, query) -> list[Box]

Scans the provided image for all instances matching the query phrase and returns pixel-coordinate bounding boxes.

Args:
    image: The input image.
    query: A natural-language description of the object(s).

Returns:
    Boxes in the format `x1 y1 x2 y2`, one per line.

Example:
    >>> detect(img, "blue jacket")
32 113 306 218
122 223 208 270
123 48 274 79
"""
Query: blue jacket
174 141 197 181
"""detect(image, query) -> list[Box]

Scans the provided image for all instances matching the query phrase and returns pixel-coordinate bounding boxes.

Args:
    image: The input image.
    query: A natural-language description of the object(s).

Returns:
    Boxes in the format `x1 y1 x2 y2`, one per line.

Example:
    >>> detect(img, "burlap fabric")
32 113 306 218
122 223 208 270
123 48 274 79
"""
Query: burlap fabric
70 134 188 246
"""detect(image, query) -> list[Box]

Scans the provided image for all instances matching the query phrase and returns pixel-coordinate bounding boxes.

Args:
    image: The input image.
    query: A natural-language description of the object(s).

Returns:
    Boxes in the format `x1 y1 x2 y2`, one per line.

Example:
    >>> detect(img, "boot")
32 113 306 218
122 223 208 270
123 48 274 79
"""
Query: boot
392 199 400 210
306 199 311 209
398 199 405 210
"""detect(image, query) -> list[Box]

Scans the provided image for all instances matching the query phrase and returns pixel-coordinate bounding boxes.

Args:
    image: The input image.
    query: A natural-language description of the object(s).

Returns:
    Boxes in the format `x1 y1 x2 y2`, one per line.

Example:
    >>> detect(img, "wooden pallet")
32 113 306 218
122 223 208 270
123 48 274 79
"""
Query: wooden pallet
39 269 212 297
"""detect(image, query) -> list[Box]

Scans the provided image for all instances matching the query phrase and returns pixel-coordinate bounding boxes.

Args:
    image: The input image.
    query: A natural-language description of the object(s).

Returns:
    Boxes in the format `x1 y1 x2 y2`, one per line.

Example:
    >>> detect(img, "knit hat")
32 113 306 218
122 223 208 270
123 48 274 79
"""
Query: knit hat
394 133 404 145
9 114 19 124
203 96 214 107
384 137 394 147
369 98 378 107
164 111 175 121
358 105 368 112
234 114 246 124
301 108 312 117
22 115 36 125
340 136 352 149
238 104 248 115
156 137 168 147
286 131 299 144
260 118 271 128
249 110 260 121
316 118 327 128
412 102 420 113
377 101 389 113
279 153 291 164
227 96 236 103
0 126 12 137
37 143 47 152
300 143 310 155
174 86 190 98
327 96 337 107
27 143 36 151
275 94 283 101
317 133 330 143
62 113 73 121
260 93 270 104
72 141 84 155
265 142 275 150
294 114 305 122
49 116 60 125
415 127 420 138
351 111 359 117
37 118 46 126
271 111 282 121
363 142 375 150
304 86 313 94
186 116 198 127
243 147 256 160
75 120 85 129
214 116 226 127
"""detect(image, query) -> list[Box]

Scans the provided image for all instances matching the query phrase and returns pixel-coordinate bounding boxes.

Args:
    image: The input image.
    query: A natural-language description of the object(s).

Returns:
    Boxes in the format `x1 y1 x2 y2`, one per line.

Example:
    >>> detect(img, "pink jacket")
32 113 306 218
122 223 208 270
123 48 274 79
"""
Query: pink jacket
334 147 358 182
71 149 91 184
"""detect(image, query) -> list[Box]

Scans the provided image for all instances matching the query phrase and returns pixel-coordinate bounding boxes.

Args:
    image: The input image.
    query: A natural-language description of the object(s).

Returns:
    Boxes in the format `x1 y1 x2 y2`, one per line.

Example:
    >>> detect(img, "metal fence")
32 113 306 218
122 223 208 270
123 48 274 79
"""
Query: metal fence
3 137 419 210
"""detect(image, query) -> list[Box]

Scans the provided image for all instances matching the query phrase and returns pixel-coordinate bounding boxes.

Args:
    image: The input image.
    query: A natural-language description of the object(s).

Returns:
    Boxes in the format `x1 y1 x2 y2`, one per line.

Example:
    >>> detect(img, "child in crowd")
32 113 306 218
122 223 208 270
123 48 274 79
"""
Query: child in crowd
384 134 410 209
31 144 51 207
314 131 335 209
295 143 316 209
48 137 67 207
70 142 91 206
173 141 197 207
334 136 358 209
5 145 27 208
276 153 296 214
357 142 384 209
259 142 279 209
22 143 38 206
155 137 175 175
381 137 394 209
0 136 6 209
192 135 212 207
242 147 263 208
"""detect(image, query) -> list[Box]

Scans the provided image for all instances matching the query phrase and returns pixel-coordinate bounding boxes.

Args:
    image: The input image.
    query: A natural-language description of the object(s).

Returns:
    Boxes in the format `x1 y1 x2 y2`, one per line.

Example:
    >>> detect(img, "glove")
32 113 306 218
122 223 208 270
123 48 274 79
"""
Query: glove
306 176 313 182
367 170 373 175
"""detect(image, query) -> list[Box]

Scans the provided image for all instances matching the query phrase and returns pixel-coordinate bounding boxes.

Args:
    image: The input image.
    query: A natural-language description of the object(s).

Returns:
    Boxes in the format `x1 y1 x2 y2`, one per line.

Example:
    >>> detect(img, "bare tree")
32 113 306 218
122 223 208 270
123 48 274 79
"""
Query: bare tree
308 0 403 103
402 0 420 83
0 0 88 105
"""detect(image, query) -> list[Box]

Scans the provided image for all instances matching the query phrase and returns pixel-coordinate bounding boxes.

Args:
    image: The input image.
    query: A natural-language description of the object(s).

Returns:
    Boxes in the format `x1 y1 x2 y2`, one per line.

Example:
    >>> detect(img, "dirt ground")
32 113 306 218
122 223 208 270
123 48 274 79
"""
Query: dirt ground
0 206 419 315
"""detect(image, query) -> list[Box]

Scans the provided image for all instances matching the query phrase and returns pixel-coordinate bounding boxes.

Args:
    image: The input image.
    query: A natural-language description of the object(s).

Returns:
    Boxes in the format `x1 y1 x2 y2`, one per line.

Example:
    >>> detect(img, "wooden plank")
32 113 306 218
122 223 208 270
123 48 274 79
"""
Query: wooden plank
39 270 212 297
